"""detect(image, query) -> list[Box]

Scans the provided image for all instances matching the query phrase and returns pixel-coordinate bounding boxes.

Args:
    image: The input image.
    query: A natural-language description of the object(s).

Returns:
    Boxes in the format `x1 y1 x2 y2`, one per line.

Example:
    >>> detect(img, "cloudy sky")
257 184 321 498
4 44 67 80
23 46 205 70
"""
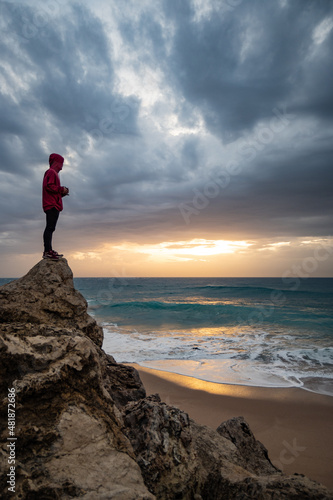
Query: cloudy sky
0 0 332 277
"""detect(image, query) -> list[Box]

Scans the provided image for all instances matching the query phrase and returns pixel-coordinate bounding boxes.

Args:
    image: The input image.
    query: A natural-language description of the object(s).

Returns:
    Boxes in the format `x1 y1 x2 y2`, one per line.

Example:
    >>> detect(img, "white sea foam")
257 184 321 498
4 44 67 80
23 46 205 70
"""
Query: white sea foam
139 359 296 388
76 276 333 397
102 325 333 396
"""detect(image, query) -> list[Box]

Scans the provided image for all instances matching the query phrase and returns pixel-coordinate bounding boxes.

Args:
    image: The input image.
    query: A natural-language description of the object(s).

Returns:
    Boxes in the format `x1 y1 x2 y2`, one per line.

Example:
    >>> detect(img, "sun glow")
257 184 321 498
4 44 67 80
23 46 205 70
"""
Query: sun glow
115 239 252 262
63 237 333 278
72 251 102 261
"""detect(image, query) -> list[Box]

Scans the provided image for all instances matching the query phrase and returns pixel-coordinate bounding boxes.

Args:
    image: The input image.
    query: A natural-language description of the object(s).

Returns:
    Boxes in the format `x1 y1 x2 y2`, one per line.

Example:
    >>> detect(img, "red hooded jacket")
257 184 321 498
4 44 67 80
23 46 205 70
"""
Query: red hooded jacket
42 153 66 212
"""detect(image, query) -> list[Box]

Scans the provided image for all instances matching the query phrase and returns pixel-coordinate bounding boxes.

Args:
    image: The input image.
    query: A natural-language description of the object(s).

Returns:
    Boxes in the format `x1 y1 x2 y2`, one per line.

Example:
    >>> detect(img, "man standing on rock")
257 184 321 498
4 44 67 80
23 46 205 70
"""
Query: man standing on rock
42 153 69 261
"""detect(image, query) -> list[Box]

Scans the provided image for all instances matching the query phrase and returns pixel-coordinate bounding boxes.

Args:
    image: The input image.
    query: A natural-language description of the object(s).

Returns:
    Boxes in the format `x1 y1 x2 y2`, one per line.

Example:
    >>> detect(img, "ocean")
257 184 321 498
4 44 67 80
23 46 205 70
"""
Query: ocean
73 277 333 397
1 276 332 396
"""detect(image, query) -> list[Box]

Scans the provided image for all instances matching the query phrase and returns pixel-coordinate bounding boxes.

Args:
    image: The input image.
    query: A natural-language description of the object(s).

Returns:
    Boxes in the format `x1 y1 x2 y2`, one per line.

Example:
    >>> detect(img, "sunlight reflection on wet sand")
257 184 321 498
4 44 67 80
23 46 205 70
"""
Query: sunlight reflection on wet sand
127 363 301 400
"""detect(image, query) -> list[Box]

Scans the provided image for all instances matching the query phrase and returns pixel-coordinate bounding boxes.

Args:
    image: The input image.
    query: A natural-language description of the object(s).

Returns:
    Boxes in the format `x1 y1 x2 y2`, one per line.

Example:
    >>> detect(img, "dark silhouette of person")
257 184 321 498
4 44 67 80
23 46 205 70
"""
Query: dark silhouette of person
42 153 69 260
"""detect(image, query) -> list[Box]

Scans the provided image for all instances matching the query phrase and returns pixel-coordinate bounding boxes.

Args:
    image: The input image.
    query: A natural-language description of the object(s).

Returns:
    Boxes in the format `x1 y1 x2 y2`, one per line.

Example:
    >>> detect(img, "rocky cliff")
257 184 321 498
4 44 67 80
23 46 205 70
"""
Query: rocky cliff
0 259 332 499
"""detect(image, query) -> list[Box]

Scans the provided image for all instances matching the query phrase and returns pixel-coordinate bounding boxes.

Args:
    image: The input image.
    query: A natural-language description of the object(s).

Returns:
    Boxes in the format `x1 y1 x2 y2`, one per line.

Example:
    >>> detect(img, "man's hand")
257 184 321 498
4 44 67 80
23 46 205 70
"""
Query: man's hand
62 187 69 196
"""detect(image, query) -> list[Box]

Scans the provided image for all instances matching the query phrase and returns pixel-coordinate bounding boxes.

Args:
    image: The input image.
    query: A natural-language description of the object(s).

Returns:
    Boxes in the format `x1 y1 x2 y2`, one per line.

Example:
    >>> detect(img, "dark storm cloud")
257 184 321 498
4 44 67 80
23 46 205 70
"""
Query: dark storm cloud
193 1 333 137
120 11 168 64
160 0 333 141
30 7 114 130
181 137 200 171
140 0 332 240
0 1 140 220
0 1 139 172
176 140 333 239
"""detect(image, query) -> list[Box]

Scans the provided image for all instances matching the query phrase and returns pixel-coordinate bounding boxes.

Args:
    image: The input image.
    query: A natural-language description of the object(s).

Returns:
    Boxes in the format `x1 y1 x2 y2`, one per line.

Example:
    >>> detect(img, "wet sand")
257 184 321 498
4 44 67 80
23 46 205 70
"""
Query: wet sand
130 363 333 490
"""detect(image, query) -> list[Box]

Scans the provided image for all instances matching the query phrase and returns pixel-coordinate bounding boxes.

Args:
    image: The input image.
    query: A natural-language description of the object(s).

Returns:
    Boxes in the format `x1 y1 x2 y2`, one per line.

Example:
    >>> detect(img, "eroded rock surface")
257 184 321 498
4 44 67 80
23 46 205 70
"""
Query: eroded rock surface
0 321 154 499
0 260 153 499
216 415 278 475
0 259 103 347
1 259 332 499
123 394 333 500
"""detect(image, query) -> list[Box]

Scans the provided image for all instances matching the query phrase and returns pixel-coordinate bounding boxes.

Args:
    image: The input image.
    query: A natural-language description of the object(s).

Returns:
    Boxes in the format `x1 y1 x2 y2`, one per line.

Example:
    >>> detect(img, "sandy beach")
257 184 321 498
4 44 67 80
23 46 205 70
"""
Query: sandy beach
130 363 333 490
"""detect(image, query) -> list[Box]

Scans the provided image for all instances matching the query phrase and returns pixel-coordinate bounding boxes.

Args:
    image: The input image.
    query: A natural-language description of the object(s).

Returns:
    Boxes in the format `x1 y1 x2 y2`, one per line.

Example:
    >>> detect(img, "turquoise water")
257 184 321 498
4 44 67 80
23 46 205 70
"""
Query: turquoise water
73 277 333 396
2 276 332 395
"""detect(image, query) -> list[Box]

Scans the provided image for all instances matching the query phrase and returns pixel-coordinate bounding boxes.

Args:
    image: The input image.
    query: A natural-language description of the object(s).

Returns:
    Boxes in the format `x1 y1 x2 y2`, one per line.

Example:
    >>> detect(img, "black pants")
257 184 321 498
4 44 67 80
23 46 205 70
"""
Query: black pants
43 208 59 252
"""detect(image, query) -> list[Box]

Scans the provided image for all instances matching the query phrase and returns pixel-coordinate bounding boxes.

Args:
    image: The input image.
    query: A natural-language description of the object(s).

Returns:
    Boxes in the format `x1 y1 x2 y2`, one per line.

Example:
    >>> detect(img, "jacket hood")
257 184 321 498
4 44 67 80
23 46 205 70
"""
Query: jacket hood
49 153 64 172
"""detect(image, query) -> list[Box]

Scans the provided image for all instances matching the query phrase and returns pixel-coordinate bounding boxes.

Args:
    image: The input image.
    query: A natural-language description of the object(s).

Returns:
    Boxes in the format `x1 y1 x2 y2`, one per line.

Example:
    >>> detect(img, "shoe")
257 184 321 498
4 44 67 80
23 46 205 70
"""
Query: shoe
43 251 59 260
53 250 64 257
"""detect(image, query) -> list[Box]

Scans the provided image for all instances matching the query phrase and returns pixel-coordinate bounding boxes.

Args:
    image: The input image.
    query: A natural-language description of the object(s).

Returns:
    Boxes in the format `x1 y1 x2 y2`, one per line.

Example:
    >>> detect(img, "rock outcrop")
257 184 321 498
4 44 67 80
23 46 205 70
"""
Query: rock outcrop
216 416 277 475
1 259 332 499
0 258 103 347
0 260 152 499
123 394 332 500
